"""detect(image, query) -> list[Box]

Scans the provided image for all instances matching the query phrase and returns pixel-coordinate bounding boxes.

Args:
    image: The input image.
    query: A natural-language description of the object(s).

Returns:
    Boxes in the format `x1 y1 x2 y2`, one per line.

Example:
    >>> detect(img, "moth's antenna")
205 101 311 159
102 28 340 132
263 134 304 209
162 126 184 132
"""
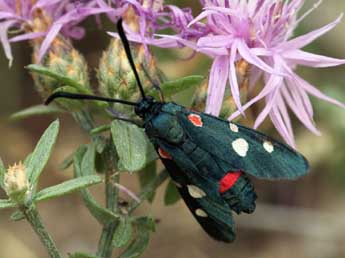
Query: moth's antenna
117 19 146 99
45 92 138 106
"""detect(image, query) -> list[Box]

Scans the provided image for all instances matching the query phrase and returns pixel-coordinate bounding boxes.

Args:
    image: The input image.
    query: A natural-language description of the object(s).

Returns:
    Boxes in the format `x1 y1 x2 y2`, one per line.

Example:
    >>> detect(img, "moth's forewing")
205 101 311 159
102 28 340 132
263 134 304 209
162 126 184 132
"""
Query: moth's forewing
177 110 309 180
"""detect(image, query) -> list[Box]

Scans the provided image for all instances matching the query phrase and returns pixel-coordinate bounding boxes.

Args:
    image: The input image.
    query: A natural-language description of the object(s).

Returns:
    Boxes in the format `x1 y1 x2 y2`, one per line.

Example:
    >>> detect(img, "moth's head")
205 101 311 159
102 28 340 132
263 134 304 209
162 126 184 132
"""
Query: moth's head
135 96 158 118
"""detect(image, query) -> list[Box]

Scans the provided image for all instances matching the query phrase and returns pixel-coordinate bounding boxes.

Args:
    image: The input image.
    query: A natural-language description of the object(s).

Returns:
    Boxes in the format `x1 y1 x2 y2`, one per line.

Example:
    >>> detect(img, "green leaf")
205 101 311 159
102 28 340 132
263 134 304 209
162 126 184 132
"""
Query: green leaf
35 175 102 202
0 199 16 209
94 136 107 154
135 216 156 232
10 105 64 121
74 147 119 224
138 162 156 203
58 152 75 171
90 124 111 135
68 252 101 258
23 153 32 168
113 217 133 248
0 157 5 189
164 180 181 206
119 217 155 258
148 75 204 99
26 64 90 94
10 210 25 221
111 120 157 172
27 120 60 192
81 144 96 176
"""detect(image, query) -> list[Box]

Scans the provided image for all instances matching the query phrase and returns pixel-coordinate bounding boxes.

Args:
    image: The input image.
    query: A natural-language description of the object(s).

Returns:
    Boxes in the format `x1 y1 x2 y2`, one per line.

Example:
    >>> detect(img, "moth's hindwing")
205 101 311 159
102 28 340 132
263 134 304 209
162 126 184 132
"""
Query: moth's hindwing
155 142 236 242
176 109 309 180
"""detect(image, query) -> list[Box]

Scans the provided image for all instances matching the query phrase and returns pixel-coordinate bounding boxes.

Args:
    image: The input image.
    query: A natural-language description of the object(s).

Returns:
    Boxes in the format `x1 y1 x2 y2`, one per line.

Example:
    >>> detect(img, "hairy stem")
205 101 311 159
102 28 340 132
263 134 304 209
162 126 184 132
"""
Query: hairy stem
21 205 61 258
96 143 119 258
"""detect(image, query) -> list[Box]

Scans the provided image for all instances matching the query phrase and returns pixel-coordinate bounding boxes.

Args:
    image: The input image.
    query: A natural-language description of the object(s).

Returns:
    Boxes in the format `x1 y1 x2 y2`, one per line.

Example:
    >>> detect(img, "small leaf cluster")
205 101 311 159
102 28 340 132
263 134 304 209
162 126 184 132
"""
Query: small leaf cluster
0 120 102 215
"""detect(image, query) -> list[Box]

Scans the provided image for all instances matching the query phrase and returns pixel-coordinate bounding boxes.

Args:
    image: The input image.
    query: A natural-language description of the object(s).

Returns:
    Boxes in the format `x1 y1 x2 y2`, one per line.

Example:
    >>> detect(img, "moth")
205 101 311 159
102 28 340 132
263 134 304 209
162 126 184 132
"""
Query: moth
46 19 309 242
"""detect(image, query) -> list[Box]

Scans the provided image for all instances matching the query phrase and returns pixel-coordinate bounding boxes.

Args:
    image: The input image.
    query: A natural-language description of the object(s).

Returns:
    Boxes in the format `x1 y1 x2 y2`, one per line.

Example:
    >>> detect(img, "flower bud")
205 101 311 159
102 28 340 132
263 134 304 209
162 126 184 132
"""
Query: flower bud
4 162 29 204
28 8 92 110
98 38 163 116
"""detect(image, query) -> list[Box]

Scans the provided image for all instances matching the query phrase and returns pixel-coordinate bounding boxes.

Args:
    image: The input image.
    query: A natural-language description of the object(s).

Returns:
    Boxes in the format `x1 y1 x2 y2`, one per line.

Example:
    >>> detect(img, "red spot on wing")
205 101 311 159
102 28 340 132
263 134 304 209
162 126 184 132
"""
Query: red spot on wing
219 171 243 193
158 147 172 160
188 114 203 127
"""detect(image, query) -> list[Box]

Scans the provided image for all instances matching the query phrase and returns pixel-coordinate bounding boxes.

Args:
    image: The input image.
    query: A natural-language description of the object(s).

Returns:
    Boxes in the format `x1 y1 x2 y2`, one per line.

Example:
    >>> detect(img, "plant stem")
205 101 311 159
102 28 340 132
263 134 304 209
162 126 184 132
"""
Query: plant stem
128 170 169 214
97 144 119 258
21 205 61 258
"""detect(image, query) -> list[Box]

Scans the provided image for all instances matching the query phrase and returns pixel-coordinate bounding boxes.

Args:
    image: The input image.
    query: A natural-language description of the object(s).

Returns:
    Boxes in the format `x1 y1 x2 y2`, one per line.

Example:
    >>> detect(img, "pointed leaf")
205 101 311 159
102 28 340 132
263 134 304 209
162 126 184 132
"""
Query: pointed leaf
10 210 25 221
113 217 133 248
74 147 119 224
10 105 63 121
68 252 101 258
81 144 96 176
27 120 60 192
35 175 102 202
0 157 5 189
119 225 150 258
26 64 90 94
164 180 181 206
58 152 75 171
0 199 16 209
111 120 157 172
90 124 111 135
138 162 156 203
149 75 204 99
119 217 155 258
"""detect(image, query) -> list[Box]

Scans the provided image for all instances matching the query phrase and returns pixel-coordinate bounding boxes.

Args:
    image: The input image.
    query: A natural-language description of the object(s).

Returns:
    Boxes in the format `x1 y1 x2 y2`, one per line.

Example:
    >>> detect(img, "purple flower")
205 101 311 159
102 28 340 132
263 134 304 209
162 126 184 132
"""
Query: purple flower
106 0 206 54
0 0 111 65
157 0 345 147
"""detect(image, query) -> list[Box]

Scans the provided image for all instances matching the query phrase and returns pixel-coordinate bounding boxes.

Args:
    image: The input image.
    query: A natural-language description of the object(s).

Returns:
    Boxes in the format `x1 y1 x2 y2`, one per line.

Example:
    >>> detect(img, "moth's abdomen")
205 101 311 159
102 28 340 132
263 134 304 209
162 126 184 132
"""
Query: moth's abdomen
220 172 257 214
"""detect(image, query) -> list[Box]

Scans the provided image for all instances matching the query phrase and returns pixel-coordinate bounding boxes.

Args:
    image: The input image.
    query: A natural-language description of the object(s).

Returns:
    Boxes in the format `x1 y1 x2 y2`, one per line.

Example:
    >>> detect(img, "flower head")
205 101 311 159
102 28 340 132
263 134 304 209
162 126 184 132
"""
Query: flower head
154 0 345 146
4 161 29 203
106 0 206 54
0 0 111 65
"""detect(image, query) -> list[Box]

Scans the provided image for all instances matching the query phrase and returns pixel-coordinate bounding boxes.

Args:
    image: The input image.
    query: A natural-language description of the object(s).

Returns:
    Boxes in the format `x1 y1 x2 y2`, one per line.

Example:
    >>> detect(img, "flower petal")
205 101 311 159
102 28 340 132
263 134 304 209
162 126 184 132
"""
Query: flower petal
281 14 343 50
0 20 16 66
205 55 229 115
237 39 279 75
228 40 243 114
283 49 345 68
294 74 345 109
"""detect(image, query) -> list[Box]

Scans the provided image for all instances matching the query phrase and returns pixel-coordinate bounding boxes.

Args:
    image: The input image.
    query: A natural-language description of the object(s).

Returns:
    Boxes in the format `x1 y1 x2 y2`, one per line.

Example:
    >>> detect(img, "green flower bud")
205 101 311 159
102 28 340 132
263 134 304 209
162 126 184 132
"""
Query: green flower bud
98 38 164 116
4 162 29 204
28 8 92 110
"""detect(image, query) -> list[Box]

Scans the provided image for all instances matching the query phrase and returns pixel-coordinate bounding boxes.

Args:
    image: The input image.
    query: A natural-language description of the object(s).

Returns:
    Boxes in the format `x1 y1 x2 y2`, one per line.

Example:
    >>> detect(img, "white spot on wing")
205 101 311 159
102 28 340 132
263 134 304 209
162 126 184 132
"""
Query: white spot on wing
187 185 206 198
232 138 249 157
229 123 239 133
195 208 208 217
263 141 274 153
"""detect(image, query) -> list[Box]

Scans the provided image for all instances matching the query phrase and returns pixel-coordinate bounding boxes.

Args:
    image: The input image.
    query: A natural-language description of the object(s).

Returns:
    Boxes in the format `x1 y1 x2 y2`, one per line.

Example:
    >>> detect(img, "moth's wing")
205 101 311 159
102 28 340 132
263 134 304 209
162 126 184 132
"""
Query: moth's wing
177 111 309 180
155 142 236 242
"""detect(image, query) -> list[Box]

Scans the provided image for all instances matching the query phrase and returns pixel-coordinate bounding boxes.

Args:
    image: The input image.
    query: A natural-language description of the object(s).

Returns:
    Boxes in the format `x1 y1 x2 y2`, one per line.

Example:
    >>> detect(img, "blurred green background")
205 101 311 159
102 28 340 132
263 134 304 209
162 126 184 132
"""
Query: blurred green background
0 1 345 257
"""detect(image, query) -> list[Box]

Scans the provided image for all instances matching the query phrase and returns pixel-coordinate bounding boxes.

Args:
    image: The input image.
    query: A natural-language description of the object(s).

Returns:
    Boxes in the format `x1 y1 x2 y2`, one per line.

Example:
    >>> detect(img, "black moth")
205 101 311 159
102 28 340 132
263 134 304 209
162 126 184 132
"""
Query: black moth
46 19 309 242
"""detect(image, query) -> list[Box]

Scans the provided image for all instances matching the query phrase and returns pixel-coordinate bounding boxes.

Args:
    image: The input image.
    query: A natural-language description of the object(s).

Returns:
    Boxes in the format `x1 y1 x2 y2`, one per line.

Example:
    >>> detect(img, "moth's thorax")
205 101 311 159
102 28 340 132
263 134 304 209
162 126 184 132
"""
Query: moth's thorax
134 96 161 119
143 102 185 144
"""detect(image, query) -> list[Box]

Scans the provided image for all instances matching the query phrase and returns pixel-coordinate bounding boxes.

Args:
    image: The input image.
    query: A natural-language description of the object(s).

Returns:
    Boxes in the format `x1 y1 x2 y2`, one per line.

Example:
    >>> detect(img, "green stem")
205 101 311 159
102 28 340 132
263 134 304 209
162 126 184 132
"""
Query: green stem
96 144 119 258
128 170 169 214
21 205 61 258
